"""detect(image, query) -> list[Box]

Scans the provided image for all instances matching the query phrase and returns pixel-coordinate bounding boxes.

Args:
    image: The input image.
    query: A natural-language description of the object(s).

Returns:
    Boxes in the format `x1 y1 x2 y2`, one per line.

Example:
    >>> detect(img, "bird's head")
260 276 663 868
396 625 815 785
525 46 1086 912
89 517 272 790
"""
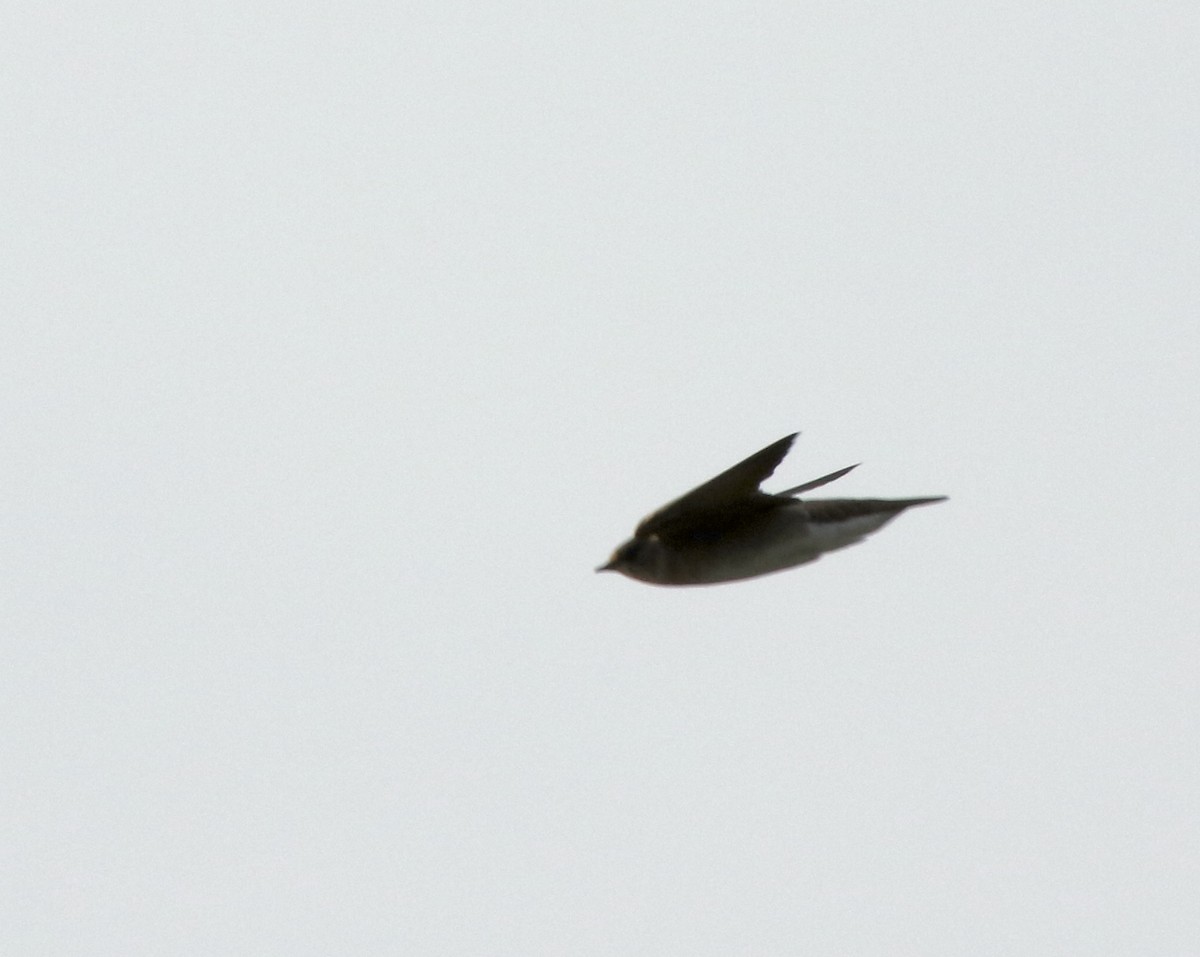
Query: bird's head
595 535 666 583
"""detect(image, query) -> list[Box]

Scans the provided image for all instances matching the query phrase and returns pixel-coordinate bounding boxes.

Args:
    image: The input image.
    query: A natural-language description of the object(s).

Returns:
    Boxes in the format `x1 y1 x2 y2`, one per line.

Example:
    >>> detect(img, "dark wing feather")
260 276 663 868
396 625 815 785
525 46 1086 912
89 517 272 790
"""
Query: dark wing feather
777 463 859 497
636 433 798 538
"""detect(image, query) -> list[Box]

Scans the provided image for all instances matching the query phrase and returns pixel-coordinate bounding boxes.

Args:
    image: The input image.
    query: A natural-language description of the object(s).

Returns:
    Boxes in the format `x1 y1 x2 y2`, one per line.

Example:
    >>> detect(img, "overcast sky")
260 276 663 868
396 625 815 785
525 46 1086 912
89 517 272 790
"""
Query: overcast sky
4 2 1198 955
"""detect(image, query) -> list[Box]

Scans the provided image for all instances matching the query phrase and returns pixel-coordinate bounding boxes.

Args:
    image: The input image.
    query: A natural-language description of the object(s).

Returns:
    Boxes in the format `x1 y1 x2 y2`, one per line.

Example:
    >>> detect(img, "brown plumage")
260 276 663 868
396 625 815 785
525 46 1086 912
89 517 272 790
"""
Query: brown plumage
598 433 946 586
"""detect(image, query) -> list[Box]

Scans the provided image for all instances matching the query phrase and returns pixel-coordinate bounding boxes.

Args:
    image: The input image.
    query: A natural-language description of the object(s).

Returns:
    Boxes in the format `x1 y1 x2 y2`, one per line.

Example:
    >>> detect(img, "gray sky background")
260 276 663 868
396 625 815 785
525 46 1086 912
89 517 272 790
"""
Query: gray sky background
4 3 1198 954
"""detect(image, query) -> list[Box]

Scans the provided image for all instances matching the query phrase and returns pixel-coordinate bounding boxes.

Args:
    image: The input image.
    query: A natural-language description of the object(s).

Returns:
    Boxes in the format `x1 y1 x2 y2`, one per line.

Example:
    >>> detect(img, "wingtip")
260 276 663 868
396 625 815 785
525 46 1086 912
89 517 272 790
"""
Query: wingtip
776 431 801 456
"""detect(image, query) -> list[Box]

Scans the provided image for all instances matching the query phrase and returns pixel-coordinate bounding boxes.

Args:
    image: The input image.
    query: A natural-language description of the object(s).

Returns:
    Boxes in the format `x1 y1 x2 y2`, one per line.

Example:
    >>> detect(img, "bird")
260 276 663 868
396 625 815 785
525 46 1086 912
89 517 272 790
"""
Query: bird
597 433 946 586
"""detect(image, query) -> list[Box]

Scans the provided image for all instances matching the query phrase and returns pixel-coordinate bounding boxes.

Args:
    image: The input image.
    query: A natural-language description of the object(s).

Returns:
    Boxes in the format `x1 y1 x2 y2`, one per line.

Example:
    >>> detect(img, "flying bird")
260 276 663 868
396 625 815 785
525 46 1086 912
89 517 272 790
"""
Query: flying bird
597 433 946 586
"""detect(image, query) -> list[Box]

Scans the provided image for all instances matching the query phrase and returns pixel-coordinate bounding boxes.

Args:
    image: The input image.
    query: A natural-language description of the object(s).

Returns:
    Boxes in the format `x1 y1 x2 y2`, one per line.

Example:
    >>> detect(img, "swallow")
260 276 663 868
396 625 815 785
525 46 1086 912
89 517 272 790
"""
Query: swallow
597 433 946 585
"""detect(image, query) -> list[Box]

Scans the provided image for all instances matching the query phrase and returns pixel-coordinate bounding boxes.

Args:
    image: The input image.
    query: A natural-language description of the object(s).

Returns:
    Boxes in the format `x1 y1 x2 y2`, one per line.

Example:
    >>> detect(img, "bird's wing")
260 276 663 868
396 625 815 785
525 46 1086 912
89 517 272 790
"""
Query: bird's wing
777 463 859 497
636 433 797 537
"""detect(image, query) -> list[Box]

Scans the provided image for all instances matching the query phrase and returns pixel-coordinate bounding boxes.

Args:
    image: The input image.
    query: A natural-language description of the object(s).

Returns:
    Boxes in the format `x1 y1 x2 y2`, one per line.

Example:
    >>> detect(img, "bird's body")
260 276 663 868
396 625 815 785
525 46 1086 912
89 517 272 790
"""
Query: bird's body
598 433 945 586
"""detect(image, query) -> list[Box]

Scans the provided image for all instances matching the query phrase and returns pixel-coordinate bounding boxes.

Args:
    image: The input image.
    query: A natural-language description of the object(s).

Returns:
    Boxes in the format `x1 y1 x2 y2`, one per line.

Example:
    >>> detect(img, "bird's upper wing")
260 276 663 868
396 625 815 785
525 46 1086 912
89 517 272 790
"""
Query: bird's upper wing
635 433 798 538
